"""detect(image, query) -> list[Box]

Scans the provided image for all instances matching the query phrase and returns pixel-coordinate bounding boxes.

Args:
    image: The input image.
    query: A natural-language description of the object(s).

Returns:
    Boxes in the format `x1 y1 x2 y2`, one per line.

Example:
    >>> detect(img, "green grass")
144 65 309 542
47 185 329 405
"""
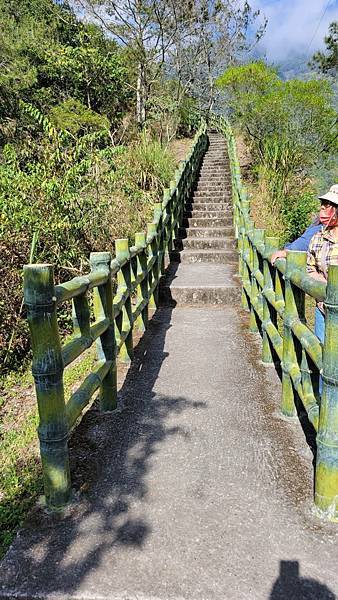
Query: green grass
0 347 96 559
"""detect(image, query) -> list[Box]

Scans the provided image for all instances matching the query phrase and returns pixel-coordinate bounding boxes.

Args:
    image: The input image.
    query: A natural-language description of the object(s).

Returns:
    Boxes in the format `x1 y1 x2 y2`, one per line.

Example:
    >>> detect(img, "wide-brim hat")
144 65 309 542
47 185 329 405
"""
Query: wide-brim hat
319 184 338 205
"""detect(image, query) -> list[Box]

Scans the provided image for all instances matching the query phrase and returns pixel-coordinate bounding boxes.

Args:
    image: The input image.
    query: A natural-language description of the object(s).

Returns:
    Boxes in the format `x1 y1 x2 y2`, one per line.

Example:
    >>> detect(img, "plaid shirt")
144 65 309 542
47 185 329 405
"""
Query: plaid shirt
307 226 338 278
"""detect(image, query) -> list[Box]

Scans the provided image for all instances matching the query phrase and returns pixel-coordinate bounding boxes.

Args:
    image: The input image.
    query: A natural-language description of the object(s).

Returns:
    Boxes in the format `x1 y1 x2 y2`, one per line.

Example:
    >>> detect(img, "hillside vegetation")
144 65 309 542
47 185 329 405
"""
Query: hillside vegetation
217 61 338 243
0 0 186 374
0 0 265 375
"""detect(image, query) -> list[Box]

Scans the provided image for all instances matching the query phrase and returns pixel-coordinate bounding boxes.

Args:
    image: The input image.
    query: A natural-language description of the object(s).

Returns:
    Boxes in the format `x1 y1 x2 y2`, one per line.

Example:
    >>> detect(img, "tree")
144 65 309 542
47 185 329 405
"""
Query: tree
73 0 180 127
310 21 338 76
0 0 130 146
167 1 267 114
73 0 266 127
39 23 130 127
217 62 336 166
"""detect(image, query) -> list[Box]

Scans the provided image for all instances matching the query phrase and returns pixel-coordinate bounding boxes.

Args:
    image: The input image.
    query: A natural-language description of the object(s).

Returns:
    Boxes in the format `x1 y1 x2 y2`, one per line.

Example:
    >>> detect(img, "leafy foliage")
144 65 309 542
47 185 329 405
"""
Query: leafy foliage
217 62 336 170
310 21 338 76
0 110 174 372
217 61 337 243
0 0 130 144
281 190 318 244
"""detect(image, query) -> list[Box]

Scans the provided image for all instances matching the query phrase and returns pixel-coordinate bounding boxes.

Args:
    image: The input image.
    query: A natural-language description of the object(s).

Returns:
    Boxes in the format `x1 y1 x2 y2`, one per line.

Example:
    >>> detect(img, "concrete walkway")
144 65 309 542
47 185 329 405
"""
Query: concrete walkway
1 133 338 599
1 307 338 599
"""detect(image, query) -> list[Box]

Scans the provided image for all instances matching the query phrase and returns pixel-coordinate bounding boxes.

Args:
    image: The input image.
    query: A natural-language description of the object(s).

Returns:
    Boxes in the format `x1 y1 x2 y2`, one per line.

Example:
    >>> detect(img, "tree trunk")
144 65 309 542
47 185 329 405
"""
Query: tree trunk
136 61 147 128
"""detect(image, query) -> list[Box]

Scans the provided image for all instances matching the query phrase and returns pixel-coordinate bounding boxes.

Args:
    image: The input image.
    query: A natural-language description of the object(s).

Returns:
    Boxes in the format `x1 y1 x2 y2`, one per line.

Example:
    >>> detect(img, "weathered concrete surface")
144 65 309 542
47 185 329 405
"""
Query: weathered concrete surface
1 307 338 599
160 263 240 306
1 132 337 600
169 248 237 264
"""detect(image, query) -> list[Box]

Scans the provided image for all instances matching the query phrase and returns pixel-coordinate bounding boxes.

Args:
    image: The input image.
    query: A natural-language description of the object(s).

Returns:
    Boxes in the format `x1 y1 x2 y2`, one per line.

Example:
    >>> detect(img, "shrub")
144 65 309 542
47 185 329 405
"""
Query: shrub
281 190 318 245
0 127 175 375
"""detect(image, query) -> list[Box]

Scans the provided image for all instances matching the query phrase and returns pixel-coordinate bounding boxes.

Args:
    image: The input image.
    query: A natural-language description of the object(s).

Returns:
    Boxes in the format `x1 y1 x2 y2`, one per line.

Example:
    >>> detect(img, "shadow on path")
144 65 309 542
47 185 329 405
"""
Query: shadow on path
270 561 335 600
0 307 206 598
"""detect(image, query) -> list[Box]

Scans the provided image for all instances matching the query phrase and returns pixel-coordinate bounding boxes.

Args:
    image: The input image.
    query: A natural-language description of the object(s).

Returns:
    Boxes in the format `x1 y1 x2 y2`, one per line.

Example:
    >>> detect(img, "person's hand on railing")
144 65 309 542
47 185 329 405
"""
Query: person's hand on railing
271 250 287 265
308 270 327 283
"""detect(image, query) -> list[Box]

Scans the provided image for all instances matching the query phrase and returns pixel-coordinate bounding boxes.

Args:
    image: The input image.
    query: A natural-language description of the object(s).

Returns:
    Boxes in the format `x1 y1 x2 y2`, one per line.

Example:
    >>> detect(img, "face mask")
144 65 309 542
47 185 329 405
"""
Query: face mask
319 205 338 227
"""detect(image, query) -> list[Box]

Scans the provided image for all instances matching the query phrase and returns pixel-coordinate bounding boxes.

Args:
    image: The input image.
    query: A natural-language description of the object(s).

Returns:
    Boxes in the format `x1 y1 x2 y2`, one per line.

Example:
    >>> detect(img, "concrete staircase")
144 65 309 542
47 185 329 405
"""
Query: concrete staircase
2 133 338 600
160 132 240 305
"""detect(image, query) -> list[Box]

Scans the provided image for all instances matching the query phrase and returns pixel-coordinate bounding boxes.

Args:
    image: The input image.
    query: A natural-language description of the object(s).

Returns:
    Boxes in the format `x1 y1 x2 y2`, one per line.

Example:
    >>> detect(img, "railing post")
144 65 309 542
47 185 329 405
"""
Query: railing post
262 236 280 364
90 252 117 411
239 198 251 312
249 229 264 333
23 264 71 509
175 170 183 230
315 265 338 520
115 239 134 364
169 179 178 241
241 228 251 312
134 232 148 333
162 188 172 263
281 251 306 418
72 293 90 338
147 222 159 309
154 203 164 275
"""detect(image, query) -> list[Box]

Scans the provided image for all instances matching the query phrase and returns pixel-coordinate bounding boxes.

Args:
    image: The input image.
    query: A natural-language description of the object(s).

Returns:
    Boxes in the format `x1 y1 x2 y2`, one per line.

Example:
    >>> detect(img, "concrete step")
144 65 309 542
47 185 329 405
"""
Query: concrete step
200 165 230 169
200 165 229 169
195 186 231 192
174 237 235 250
201 164 228 168
195 183 231 187
185 202 231 211
197 173 230 180
196 183 228 190
198 175 229 179
202 159 228 163
198 174 230 179
178 226 234 238
194 188 232 194
184 210 228 219
199 173 230 178
159 263 240 306
193 191 231 200
205 153 227 156
199 169 231 181
169 249 237 264
183 216 232 227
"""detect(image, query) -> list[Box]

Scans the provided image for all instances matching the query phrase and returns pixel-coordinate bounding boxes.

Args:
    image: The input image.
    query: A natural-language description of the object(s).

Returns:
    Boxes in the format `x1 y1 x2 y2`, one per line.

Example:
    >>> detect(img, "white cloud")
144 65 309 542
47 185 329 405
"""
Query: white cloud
251 0 338 61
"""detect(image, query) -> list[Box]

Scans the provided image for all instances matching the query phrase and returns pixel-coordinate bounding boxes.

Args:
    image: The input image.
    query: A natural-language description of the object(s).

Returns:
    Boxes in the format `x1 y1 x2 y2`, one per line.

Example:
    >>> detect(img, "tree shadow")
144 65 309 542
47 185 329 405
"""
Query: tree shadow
0 306 206 597
270 560 336 599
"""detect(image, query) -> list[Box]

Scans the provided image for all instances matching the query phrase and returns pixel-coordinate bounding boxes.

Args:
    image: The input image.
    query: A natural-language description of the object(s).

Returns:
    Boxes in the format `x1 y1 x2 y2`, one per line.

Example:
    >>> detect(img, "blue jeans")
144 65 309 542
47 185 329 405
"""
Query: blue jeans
315 307 325 394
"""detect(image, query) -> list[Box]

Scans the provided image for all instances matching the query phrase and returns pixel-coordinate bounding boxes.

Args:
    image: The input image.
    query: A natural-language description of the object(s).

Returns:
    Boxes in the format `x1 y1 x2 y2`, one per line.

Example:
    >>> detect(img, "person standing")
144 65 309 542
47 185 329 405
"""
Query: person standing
307 184 338 344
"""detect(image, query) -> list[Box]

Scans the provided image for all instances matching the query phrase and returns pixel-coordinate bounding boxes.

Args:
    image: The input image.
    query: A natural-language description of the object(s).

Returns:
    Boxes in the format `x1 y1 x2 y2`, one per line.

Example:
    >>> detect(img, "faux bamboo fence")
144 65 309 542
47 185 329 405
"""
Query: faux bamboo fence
211 113 338 522
24 123 208 509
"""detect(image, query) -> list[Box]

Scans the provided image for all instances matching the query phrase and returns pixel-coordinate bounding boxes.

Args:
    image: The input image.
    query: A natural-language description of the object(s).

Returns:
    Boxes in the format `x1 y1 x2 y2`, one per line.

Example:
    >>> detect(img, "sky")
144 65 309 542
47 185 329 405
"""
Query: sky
250 0 338 62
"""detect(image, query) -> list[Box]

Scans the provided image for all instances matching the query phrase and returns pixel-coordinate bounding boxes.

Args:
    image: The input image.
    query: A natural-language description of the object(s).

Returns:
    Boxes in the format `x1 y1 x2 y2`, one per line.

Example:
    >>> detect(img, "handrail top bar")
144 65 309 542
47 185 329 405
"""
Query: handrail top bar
23 119 208 510
55 270 109 303
24 263 53 269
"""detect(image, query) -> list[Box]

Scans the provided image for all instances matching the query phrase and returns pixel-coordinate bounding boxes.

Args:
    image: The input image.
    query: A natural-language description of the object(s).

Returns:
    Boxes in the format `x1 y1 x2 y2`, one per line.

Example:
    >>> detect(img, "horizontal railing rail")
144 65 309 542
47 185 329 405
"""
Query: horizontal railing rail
24 122 208 509
210 113 338 522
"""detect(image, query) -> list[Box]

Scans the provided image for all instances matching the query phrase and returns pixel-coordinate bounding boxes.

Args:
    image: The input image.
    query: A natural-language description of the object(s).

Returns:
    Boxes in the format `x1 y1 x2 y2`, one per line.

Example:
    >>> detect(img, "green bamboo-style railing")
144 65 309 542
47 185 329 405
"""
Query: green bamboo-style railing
24 122 208 509
210 113 338 521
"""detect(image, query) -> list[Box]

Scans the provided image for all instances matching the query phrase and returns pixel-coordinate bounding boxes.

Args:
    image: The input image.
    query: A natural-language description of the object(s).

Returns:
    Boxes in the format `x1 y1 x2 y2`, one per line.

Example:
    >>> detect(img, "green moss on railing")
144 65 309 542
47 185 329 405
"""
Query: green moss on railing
210 112 338 522
24 122 208 510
